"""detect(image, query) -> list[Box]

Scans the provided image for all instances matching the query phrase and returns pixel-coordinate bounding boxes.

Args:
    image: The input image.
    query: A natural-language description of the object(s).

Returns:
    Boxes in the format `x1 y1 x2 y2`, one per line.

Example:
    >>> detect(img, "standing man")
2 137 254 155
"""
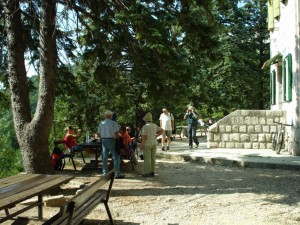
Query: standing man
184 106 199 149
159 108 174 151
98 110 124 179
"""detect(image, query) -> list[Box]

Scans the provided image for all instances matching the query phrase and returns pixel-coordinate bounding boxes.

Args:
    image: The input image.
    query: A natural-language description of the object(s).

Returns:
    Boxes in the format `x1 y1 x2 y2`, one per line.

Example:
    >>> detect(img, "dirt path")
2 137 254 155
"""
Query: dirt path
2 158 300 225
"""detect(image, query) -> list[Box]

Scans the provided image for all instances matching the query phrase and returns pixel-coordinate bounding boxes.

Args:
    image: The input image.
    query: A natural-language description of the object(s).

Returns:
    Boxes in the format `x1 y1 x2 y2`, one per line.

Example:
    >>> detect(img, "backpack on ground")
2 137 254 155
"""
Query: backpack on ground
51 146 65 170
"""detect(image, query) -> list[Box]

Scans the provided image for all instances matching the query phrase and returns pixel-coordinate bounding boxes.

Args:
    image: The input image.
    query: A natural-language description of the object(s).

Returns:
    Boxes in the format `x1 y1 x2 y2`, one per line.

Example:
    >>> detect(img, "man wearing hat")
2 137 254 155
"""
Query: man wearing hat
98 110 124 179
159 108 174 151
140 112 164 177
184 106 199 149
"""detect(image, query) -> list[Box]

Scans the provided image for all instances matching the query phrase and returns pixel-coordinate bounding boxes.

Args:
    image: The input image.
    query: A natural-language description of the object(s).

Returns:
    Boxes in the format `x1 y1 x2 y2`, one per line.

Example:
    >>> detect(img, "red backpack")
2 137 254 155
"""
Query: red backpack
51 147 65 170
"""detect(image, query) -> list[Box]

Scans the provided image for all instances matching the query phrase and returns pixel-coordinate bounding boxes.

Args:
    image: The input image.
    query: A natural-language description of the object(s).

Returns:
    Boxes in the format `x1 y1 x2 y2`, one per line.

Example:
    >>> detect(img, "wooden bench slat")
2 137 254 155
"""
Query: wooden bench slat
42 212 65 225
67 178 109 207
43 170 115 225
44 192 107 225
70 192 106 225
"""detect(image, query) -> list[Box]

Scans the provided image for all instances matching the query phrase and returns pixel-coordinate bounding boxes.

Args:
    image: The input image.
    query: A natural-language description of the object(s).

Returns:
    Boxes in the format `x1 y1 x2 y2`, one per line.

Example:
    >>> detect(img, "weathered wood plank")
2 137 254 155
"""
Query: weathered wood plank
0 175 74 210
0 174 45 197
43 170 115 225
0 174 38 189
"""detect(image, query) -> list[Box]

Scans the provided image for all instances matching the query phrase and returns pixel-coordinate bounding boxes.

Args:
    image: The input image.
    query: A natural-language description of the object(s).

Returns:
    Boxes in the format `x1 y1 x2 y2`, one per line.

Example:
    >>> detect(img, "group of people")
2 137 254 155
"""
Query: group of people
198 116 214 127
97 110 165 178
60 105 207 178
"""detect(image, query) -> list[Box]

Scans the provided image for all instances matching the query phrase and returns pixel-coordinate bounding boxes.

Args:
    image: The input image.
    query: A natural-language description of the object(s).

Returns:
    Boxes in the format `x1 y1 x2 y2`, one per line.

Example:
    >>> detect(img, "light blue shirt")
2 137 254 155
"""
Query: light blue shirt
98 119 118 138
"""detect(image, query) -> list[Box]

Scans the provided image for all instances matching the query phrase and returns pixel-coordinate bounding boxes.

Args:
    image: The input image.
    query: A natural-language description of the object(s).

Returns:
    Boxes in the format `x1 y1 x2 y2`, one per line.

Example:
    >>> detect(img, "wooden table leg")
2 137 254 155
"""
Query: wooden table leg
38 194 43 219
95 149 98 169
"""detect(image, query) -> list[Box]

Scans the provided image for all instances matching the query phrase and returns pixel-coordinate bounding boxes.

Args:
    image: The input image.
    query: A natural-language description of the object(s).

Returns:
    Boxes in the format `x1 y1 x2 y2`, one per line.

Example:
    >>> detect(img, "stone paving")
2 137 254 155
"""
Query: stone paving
156 136 300 170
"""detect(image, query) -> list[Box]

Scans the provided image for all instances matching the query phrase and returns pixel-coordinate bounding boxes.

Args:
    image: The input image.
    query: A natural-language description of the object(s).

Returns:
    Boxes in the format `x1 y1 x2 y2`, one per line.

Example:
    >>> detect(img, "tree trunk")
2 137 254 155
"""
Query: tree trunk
4 0 57 174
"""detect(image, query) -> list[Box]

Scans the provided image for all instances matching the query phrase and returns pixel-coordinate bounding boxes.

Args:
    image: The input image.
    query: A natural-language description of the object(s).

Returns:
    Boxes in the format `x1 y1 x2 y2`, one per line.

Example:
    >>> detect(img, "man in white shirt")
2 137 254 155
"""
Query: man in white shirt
98 110 124 179
159 108 174 151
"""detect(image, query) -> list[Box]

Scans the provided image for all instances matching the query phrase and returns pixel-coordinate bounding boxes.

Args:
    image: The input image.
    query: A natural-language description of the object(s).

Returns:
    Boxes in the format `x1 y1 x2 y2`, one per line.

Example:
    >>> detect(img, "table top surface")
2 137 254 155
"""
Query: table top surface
79 141 102 147
0 174 74 210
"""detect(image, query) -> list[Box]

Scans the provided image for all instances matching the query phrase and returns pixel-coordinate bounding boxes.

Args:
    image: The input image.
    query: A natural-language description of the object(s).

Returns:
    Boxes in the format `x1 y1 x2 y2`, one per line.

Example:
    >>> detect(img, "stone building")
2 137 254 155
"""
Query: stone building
208 0 300 155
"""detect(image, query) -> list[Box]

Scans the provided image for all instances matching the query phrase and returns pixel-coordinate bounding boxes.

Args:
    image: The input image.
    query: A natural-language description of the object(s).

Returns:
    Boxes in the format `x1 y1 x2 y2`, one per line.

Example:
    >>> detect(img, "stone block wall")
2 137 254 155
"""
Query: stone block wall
207 110 285 149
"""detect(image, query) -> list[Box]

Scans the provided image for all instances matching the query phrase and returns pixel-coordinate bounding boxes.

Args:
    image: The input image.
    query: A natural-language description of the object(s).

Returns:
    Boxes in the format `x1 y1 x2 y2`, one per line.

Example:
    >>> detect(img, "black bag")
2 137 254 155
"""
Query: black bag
115 136 125 155
170 113 176 135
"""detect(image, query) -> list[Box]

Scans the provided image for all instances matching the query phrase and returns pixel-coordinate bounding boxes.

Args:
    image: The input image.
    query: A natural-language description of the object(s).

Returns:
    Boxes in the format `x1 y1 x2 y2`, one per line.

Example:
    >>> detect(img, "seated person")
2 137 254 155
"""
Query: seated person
126 125 139 150
126 125 136 138
119 126 132 150
119 126 138 165
207 117 213 126
63 126 83 153
198 116 205 126
91 133 101 142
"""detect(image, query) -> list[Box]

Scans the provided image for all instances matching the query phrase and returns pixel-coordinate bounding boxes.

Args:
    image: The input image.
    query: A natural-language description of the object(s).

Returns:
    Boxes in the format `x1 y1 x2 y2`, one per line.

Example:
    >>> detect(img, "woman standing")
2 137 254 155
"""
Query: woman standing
140 112 164 177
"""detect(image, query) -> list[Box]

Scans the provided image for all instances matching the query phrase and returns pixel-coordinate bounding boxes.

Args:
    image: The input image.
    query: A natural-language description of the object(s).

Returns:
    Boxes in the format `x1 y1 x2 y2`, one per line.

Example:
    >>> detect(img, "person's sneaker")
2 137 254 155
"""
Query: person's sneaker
162 146 165 151
189 145 193 149
115 175 125 179
196 143 199 148
167 146 169 150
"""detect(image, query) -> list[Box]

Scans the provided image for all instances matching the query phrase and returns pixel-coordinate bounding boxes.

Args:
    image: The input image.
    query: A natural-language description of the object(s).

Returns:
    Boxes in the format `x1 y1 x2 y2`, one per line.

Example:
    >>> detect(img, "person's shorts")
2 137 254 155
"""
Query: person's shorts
162 130 172 138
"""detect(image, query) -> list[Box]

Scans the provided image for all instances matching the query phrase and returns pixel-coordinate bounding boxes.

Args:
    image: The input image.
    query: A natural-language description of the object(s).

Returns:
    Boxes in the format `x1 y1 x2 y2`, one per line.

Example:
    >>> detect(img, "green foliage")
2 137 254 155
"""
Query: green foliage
191 0 270 116
45 0 269 134
0 0 270 173
0 149 23 179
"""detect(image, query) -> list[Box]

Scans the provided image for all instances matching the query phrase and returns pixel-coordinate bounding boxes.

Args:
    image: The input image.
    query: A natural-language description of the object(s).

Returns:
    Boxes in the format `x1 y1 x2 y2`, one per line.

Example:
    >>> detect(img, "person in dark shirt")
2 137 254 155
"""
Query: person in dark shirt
184 106 199 149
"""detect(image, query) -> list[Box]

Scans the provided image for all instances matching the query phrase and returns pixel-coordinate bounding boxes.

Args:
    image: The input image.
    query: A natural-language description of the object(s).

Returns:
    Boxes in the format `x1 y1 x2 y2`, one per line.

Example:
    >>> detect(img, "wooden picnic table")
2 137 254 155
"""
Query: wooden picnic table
175 125 207 139
175 126 188 140
0 173 74 223
79 141 102 170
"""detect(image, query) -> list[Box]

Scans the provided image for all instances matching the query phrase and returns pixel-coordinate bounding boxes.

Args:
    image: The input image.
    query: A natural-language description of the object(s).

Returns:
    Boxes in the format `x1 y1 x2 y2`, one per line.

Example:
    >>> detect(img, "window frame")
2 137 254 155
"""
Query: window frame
270 69 276 105
283 54 292 102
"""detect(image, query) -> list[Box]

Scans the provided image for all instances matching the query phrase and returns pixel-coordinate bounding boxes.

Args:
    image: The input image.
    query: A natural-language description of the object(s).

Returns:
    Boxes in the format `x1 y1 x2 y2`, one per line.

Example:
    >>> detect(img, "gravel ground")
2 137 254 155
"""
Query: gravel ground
2 157 300 225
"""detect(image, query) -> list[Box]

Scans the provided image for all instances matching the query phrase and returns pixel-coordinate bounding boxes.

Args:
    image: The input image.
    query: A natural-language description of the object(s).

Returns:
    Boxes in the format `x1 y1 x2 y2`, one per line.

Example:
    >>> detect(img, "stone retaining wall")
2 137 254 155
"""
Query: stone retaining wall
207 110 285 149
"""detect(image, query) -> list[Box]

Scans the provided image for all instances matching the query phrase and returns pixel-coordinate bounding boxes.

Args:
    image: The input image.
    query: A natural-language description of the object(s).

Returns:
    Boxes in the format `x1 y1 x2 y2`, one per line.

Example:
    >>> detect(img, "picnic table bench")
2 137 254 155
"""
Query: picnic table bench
175 126 188 140
0 173 74 223
175 125 207 140
43 170 115 225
